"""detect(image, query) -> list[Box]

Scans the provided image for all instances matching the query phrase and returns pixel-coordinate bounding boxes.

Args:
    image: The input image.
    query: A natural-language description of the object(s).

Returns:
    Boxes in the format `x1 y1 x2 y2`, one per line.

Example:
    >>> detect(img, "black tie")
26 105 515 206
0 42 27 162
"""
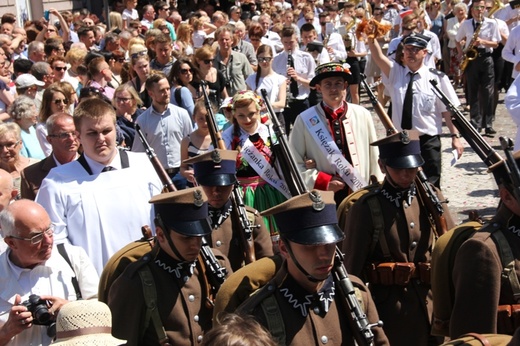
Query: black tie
401 72 416 130
101 166 115 172
287 52 299 98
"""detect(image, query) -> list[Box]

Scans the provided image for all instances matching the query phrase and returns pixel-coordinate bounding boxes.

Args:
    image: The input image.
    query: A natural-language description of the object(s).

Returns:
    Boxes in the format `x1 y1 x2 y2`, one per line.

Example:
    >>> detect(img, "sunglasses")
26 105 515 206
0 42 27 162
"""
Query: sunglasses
258 57 272 63
180 68 192 74
54 66 67 72
53 98 68 105
130 50 147 59
203 59 213 64
116 58 126 63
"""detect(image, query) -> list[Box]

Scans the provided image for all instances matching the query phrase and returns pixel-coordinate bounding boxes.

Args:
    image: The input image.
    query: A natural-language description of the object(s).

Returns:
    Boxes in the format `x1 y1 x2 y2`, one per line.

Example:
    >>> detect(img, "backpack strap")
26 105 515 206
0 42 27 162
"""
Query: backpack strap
138 266 170 346
260 293 286 346
491 229 520 303
174 87 183 107
57 243 82 300
366 196 389 259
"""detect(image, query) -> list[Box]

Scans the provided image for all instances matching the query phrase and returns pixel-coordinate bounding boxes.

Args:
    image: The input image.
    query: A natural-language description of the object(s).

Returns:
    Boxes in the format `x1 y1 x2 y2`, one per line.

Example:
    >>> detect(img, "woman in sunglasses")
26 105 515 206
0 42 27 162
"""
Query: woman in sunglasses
127 44 152 108
245 45 286 127
168 58 198 117
36 84 70 156
110 50 126 86
112 84 143 148
193 45 228 108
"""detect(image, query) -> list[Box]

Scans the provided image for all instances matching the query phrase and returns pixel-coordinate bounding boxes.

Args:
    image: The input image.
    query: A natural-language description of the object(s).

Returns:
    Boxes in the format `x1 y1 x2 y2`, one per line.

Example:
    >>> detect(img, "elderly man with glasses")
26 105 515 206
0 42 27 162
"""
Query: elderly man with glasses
0 199 98 346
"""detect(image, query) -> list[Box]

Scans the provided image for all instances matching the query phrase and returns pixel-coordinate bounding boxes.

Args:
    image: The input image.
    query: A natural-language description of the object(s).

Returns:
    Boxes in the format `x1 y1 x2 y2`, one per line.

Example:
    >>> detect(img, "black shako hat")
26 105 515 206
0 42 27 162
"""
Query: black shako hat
261 190 344 245
149 188 211 237
184 149 238 187
371 130 425 169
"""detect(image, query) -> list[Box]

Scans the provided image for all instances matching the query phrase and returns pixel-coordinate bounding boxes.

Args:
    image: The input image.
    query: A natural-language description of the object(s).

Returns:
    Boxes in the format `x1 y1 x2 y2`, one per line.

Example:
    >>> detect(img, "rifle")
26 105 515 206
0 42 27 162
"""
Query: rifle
429 79 502 167
200 80 256 265
499 137 520 202
135 123 176 192
360 74 448 236
261 88 379 346
135 122 227 304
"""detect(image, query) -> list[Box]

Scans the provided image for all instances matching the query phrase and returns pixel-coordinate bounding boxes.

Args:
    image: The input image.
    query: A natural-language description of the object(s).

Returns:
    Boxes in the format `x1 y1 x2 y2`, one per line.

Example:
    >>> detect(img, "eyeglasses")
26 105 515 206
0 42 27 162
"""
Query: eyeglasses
0 140 20 150
258 57 272 63
48 131 77 139
473 5 485 9
53 98 68 105
161 7 170 11
181 68 192 74
53 66 67 72
432 2 441 4
8 225 55 245
130 50 148 59
486 6 493 9
203 59 213 64
116 97 133 102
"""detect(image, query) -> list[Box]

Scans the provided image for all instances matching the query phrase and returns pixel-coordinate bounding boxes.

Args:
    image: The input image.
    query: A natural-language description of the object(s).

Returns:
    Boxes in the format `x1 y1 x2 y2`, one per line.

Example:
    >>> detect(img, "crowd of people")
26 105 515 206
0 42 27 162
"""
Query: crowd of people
1 0 520 344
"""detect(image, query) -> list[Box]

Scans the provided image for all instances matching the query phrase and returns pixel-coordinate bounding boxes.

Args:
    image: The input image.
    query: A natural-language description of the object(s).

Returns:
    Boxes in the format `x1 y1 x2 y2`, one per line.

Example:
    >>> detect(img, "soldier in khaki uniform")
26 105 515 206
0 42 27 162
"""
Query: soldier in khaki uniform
184 149 274 271
450 151 520 338
340 130 455 345
237 190 389 345
108 188 231 346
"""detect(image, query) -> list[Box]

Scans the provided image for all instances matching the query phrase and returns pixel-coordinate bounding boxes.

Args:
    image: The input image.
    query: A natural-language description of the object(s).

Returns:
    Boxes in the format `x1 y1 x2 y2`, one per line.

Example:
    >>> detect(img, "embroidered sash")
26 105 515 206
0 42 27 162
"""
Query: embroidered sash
301 110 366 191
241 138 292 199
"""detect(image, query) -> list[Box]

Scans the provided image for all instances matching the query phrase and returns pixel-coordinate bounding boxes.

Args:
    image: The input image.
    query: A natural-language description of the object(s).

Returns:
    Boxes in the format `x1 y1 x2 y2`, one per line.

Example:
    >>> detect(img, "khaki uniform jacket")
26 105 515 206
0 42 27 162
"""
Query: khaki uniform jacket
238 263 390 346
340 182 454 345
108 247 231 346
209 204 274 272
450 205 520 338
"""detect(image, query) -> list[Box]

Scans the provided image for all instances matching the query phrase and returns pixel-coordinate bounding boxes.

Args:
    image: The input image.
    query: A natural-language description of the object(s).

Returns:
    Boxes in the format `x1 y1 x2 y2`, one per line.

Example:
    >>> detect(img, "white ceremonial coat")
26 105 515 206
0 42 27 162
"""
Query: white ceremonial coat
35 151 163 274
289 103 383 191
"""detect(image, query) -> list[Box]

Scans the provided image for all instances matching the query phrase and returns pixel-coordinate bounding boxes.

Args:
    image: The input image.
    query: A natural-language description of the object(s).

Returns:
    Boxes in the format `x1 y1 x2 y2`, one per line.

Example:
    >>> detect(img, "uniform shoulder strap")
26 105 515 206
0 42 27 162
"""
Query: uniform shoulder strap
260 294 286 346
490 228 520 303
365 196 388 258
57 243 82 300
137 266 170 345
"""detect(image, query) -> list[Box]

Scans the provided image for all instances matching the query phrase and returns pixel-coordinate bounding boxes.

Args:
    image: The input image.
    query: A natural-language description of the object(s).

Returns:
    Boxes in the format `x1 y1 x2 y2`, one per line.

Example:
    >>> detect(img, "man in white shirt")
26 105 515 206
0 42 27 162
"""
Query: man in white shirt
36 99 163 274
140 4 156 29
0 200 99 346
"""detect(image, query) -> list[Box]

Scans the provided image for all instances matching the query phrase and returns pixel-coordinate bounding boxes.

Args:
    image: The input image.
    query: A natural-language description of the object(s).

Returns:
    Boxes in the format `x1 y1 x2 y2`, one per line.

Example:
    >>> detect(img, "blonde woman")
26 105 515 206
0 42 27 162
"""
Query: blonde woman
109 11 124 31
176 23 194 56
112 84 143 148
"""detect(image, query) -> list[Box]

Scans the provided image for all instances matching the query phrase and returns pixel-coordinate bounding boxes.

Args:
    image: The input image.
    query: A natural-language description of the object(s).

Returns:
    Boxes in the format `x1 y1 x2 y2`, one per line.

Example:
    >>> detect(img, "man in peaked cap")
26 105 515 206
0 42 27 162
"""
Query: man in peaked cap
339 130 455 345
289 61 383 206
184 149 273 271
450 151 520 338
237 190 389 345
368 29 464 189
108 188 232 346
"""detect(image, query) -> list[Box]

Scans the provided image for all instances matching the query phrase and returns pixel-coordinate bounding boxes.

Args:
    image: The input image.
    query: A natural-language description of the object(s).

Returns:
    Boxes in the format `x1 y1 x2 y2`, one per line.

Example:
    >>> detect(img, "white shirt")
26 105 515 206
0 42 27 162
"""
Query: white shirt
495 4 520 30
387 35 437 68
0 243 99 346
35 151 162 274
318 32 348 61
456 17 501 51
382 63 460 136
272 48 316 100
503 24 520 78
132 103 193 169
505 74 520 150
245 73 286 112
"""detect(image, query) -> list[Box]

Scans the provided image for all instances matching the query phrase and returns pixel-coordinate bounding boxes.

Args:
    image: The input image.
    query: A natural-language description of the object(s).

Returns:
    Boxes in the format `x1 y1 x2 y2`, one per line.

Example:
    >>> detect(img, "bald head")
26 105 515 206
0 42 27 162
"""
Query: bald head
1 199 50 236
0 169 15 212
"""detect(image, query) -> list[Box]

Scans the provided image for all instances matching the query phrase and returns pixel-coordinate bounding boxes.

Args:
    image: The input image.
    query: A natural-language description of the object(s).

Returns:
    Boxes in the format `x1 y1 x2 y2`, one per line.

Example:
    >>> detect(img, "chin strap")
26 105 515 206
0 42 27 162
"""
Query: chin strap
283 239 323 283
156 214 187 263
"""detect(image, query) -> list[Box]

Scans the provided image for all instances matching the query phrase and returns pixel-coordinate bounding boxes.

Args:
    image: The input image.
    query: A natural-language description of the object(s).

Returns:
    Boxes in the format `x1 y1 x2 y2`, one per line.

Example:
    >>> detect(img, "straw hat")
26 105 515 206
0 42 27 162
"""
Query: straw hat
53 300 126 346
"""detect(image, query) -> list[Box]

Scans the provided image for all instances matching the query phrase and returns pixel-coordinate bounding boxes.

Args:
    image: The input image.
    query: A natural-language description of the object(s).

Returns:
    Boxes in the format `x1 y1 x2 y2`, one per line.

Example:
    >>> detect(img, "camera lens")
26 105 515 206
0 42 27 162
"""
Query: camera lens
33 305 52 324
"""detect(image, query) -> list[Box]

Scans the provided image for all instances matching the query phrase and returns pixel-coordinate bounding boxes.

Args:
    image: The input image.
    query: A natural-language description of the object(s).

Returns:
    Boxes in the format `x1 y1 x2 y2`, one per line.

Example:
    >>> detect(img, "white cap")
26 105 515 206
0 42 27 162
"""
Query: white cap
15 74 45 88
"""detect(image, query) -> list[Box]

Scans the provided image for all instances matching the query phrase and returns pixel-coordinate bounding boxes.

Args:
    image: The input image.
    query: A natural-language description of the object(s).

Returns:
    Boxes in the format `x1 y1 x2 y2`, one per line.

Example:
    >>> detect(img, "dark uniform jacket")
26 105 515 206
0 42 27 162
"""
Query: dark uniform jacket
451 205 520 338
238 262 389 346
108 247 231 346
341 180 454 345
20 155 57 200
208 200 274 272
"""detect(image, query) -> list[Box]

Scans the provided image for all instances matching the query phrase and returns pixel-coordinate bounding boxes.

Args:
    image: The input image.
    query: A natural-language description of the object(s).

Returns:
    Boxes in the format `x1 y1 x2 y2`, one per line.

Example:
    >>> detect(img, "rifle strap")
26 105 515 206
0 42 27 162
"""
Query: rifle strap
57 243 82 300
138 266 170 345
491 230 520 303
367 196 388 259
260 294 287 346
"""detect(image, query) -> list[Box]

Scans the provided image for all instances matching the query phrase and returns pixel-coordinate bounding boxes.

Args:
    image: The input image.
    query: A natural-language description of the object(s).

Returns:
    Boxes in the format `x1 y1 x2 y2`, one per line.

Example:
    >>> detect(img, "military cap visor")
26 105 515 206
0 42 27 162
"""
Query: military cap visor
196 174 237 186
383 155 425 169
164 218 212 237
402 33 430 49
283 224 345 245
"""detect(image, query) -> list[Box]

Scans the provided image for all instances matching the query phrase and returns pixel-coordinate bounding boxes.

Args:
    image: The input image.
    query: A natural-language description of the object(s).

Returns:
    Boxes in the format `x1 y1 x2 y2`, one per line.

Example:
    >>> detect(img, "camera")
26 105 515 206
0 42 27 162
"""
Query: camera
20 294 56 338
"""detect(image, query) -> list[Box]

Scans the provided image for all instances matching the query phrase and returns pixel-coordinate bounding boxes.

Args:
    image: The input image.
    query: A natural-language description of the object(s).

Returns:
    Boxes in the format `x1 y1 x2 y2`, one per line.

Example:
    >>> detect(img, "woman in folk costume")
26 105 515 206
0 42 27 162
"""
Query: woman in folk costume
222 91 291 247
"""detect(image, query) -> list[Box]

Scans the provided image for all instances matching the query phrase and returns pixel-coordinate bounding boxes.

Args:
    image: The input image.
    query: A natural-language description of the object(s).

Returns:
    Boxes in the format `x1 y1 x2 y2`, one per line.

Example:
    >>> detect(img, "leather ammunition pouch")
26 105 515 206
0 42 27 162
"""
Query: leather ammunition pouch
497 304 520 335
366 262 431 286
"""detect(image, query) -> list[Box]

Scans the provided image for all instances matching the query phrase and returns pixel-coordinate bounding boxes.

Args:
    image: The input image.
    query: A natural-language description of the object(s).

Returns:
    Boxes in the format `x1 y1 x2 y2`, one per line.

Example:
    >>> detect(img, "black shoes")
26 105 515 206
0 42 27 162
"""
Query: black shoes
485 127 497 135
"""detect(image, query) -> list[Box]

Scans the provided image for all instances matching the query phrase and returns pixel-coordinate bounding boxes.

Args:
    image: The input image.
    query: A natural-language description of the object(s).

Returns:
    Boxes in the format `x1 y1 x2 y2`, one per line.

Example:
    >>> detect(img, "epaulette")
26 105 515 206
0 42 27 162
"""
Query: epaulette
123 250 156 279
429 68 446 77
